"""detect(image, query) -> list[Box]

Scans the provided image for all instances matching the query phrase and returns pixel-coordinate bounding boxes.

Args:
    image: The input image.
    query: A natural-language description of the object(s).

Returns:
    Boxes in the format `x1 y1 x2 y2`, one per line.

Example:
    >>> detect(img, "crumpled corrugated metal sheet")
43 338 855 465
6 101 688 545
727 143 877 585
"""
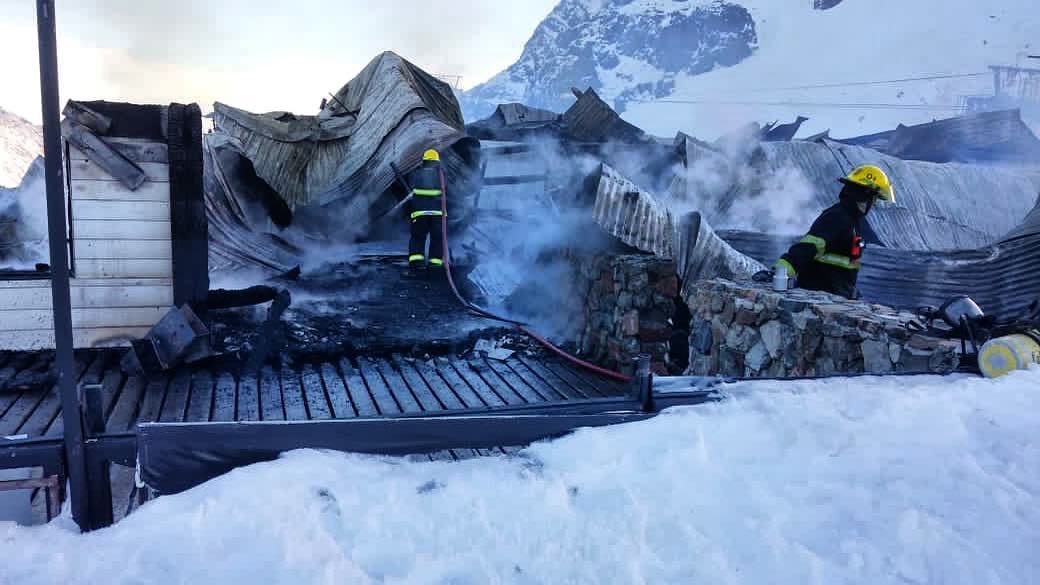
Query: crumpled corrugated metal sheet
591 163 675 257
676 213 765 296
204 135 300 275
679 138 1039 251
717 198 1040 320
212 52 476 214
586 164 763 291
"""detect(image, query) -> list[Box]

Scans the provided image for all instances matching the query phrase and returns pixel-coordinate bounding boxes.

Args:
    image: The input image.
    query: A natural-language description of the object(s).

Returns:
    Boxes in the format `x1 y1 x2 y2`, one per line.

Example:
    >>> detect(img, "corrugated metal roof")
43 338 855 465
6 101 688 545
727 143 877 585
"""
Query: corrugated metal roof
212 52 474 213
680 139 1039 252
717 204 1040 321
563 88 648 144
676 213 765 295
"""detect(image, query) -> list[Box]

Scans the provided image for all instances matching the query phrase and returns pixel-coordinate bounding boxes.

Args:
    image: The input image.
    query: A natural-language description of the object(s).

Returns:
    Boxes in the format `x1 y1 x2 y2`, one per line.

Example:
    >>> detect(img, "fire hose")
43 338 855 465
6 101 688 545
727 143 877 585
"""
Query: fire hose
436 169 632 383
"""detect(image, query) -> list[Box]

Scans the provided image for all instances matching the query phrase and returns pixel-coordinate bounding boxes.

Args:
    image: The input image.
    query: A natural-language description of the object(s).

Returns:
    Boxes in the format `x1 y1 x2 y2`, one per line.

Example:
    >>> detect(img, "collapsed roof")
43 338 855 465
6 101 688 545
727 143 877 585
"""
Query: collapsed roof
206 52 482 272
673 137 1040 251
213 52 476 210
835 109 1040 164
719 193 1040 320
466 87 651 146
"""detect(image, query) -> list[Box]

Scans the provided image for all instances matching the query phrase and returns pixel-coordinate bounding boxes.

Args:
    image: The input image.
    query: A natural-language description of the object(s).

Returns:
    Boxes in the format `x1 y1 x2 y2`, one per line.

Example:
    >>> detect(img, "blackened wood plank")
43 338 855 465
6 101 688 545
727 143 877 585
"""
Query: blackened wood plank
62 101 112 134
338 358 378 417
569 365 628 396
517 356 592 399
106 376 147 432
300 364 332 420
404 357 464 410
211 372 237 422
436 357 500 407
320 363 355 419
236 371 260 422
184 370 214 422
61 119 147 190
388 355 440 410
159 369 192 422
0 353 36 402
544 361 607 398
259 366 284 421
135 376 172 425
505 359 572 400
24 351 98 437
456 358 525 405
375 358 422 413
0 389 48 437
279 365 309 421
482 357 548 403
11 353 62 437
98 355 126 417
0 349 46 422
356 357 401 414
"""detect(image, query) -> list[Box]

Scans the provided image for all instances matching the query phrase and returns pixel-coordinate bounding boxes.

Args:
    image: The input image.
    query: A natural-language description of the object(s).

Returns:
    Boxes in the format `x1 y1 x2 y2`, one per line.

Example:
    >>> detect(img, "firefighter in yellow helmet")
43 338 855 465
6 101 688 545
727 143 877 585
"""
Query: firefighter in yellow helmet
406 149 445 269
771 164 895 299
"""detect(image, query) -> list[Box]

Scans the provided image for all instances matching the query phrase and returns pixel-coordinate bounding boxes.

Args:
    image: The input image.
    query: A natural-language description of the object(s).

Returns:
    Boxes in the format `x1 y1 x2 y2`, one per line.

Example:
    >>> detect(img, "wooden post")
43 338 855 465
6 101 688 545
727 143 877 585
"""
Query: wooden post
81 384 104 437
167 103 209 309
37 0 91 532
629 354 654 412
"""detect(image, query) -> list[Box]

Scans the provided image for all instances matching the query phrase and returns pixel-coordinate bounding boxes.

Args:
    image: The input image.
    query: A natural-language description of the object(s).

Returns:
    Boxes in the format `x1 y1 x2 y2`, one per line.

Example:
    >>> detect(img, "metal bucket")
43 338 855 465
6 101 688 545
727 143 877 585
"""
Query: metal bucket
978 332 1040 378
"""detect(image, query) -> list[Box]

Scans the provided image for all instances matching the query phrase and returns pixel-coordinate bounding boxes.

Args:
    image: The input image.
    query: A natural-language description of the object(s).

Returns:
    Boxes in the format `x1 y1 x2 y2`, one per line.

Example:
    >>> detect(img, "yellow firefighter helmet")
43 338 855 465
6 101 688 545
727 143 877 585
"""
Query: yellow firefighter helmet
840 164 895 202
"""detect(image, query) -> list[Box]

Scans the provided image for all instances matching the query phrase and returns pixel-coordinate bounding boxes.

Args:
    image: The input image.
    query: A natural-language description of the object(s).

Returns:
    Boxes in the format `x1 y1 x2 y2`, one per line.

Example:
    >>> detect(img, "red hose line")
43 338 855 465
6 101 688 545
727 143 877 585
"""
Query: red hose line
516 325 632 383
437 168 632 384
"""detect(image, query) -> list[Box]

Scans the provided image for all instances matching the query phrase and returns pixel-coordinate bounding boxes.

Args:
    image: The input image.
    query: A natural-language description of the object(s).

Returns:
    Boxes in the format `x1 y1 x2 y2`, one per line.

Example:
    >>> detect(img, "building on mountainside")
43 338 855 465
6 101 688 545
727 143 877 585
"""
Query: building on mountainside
963 65 1040 135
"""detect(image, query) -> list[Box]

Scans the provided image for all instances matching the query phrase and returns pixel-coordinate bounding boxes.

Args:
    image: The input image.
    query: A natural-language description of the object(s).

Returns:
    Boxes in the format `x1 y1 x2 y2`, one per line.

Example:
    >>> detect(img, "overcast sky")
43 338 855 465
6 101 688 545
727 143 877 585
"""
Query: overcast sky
0 0 557 124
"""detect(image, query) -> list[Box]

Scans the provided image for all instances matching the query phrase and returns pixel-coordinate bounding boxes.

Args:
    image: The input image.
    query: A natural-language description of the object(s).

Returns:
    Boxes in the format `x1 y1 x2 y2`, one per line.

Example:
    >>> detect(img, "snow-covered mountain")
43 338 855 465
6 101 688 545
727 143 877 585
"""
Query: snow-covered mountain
0 106 43 188
460 0 757 123
463 0 1040 140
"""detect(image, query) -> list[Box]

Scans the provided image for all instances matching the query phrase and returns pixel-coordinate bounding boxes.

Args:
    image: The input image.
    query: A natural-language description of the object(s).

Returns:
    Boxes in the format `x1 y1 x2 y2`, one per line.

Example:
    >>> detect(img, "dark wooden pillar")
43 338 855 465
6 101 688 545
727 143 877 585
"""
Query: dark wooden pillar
36 0 90 531
167 103 209 309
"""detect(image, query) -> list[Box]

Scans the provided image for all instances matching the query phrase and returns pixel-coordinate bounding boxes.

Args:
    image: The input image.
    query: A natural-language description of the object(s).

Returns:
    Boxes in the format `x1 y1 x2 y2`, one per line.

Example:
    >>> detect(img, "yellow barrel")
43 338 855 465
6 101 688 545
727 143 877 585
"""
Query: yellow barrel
978 332 1040 378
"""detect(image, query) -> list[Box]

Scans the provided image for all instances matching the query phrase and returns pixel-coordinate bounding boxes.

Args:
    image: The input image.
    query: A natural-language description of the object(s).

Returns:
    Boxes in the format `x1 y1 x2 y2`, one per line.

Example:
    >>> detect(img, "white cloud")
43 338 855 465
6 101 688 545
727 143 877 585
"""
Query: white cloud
0 0 558 123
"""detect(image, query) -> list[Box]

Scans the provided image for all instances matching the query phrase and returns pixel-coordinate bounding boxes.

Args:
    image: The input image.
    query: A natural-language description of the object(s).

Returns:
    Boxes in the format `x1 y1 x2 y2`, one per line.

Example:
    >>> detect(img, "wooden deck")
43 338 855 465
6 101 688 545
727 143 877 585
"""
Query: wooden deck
0 349 629 441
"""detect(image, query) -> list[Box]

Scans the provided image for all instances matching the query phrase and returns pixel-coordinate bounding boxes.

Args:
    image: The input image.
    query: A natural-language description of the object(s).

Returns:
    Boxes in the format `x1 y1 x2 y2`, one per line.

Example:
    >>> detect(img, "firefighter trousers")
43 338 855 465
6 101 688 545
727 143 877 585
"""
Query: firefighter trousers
408 215 444 264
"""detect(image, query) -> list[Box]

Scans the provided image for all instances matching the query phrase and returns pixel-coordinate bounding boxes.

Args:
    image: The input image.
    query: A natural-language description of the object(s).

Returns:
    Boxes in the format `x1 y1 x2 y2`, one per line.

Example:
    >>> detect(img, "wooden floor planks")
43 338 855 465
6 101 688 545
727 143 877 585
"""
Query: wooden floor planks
0 350 627 440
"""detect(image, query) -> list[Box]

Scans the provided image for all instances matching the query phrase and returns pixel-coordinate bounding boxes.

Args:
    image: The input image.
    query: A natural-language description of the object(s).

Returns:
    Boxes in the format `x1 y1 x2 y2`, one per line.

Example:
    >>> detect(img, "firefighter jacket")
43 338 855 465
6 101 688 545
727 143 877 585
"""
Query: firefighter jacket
407 160 444 219
777 200 865 299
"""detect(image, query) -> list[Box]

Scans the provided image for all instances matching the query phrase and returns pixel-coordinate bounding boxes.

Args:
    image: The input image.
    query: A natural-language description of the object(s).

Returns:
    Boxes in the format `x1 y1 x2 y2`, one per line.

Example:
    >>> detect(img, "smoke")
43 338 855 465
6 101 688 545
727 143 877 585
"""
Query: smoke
462 136 622 341
668 127 819 235
0 159 48 270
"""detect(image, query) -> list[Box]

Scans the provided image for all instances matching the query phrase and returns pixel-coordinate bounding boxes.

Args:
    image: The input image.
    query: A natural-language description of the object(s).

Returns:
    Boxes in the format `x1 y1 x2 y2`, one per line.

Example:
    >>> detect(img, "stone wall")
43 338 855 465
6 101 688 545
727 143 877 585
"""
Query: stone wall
575 255 679 375
686 279 961 377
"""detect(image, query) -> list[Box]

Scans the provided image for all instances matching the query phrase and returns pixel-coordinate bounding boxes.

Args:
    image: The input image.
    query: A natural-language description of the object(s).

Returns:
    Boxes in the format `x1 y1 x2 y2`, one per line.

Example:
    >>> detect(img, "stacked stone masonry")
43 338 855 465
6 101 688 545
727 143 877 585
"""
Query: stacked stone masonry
686 279 961 377
574 255 678 375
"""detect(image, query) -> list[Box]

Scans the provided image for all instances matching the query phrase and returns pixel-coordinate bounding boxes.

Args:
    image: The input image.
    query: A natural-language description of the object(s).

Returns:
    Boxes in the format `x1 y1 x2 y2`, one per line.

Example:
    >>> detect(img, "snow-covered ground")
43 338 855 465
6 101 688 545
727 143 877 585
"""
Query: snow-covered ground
3 370 1039 584
624 0 1040 139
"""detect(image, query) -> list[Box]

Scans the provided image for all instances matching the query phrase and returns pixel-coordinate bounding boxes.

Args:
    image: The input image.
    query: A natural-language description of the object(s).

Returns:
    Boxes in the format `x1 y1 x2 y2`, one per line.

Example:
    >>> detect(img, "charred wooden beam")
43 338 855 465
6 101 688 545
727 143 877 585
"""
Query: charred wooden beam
482 143 534 156
62 100 112 135
60 118 147 190
481 174 547 186
207 285 280 310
